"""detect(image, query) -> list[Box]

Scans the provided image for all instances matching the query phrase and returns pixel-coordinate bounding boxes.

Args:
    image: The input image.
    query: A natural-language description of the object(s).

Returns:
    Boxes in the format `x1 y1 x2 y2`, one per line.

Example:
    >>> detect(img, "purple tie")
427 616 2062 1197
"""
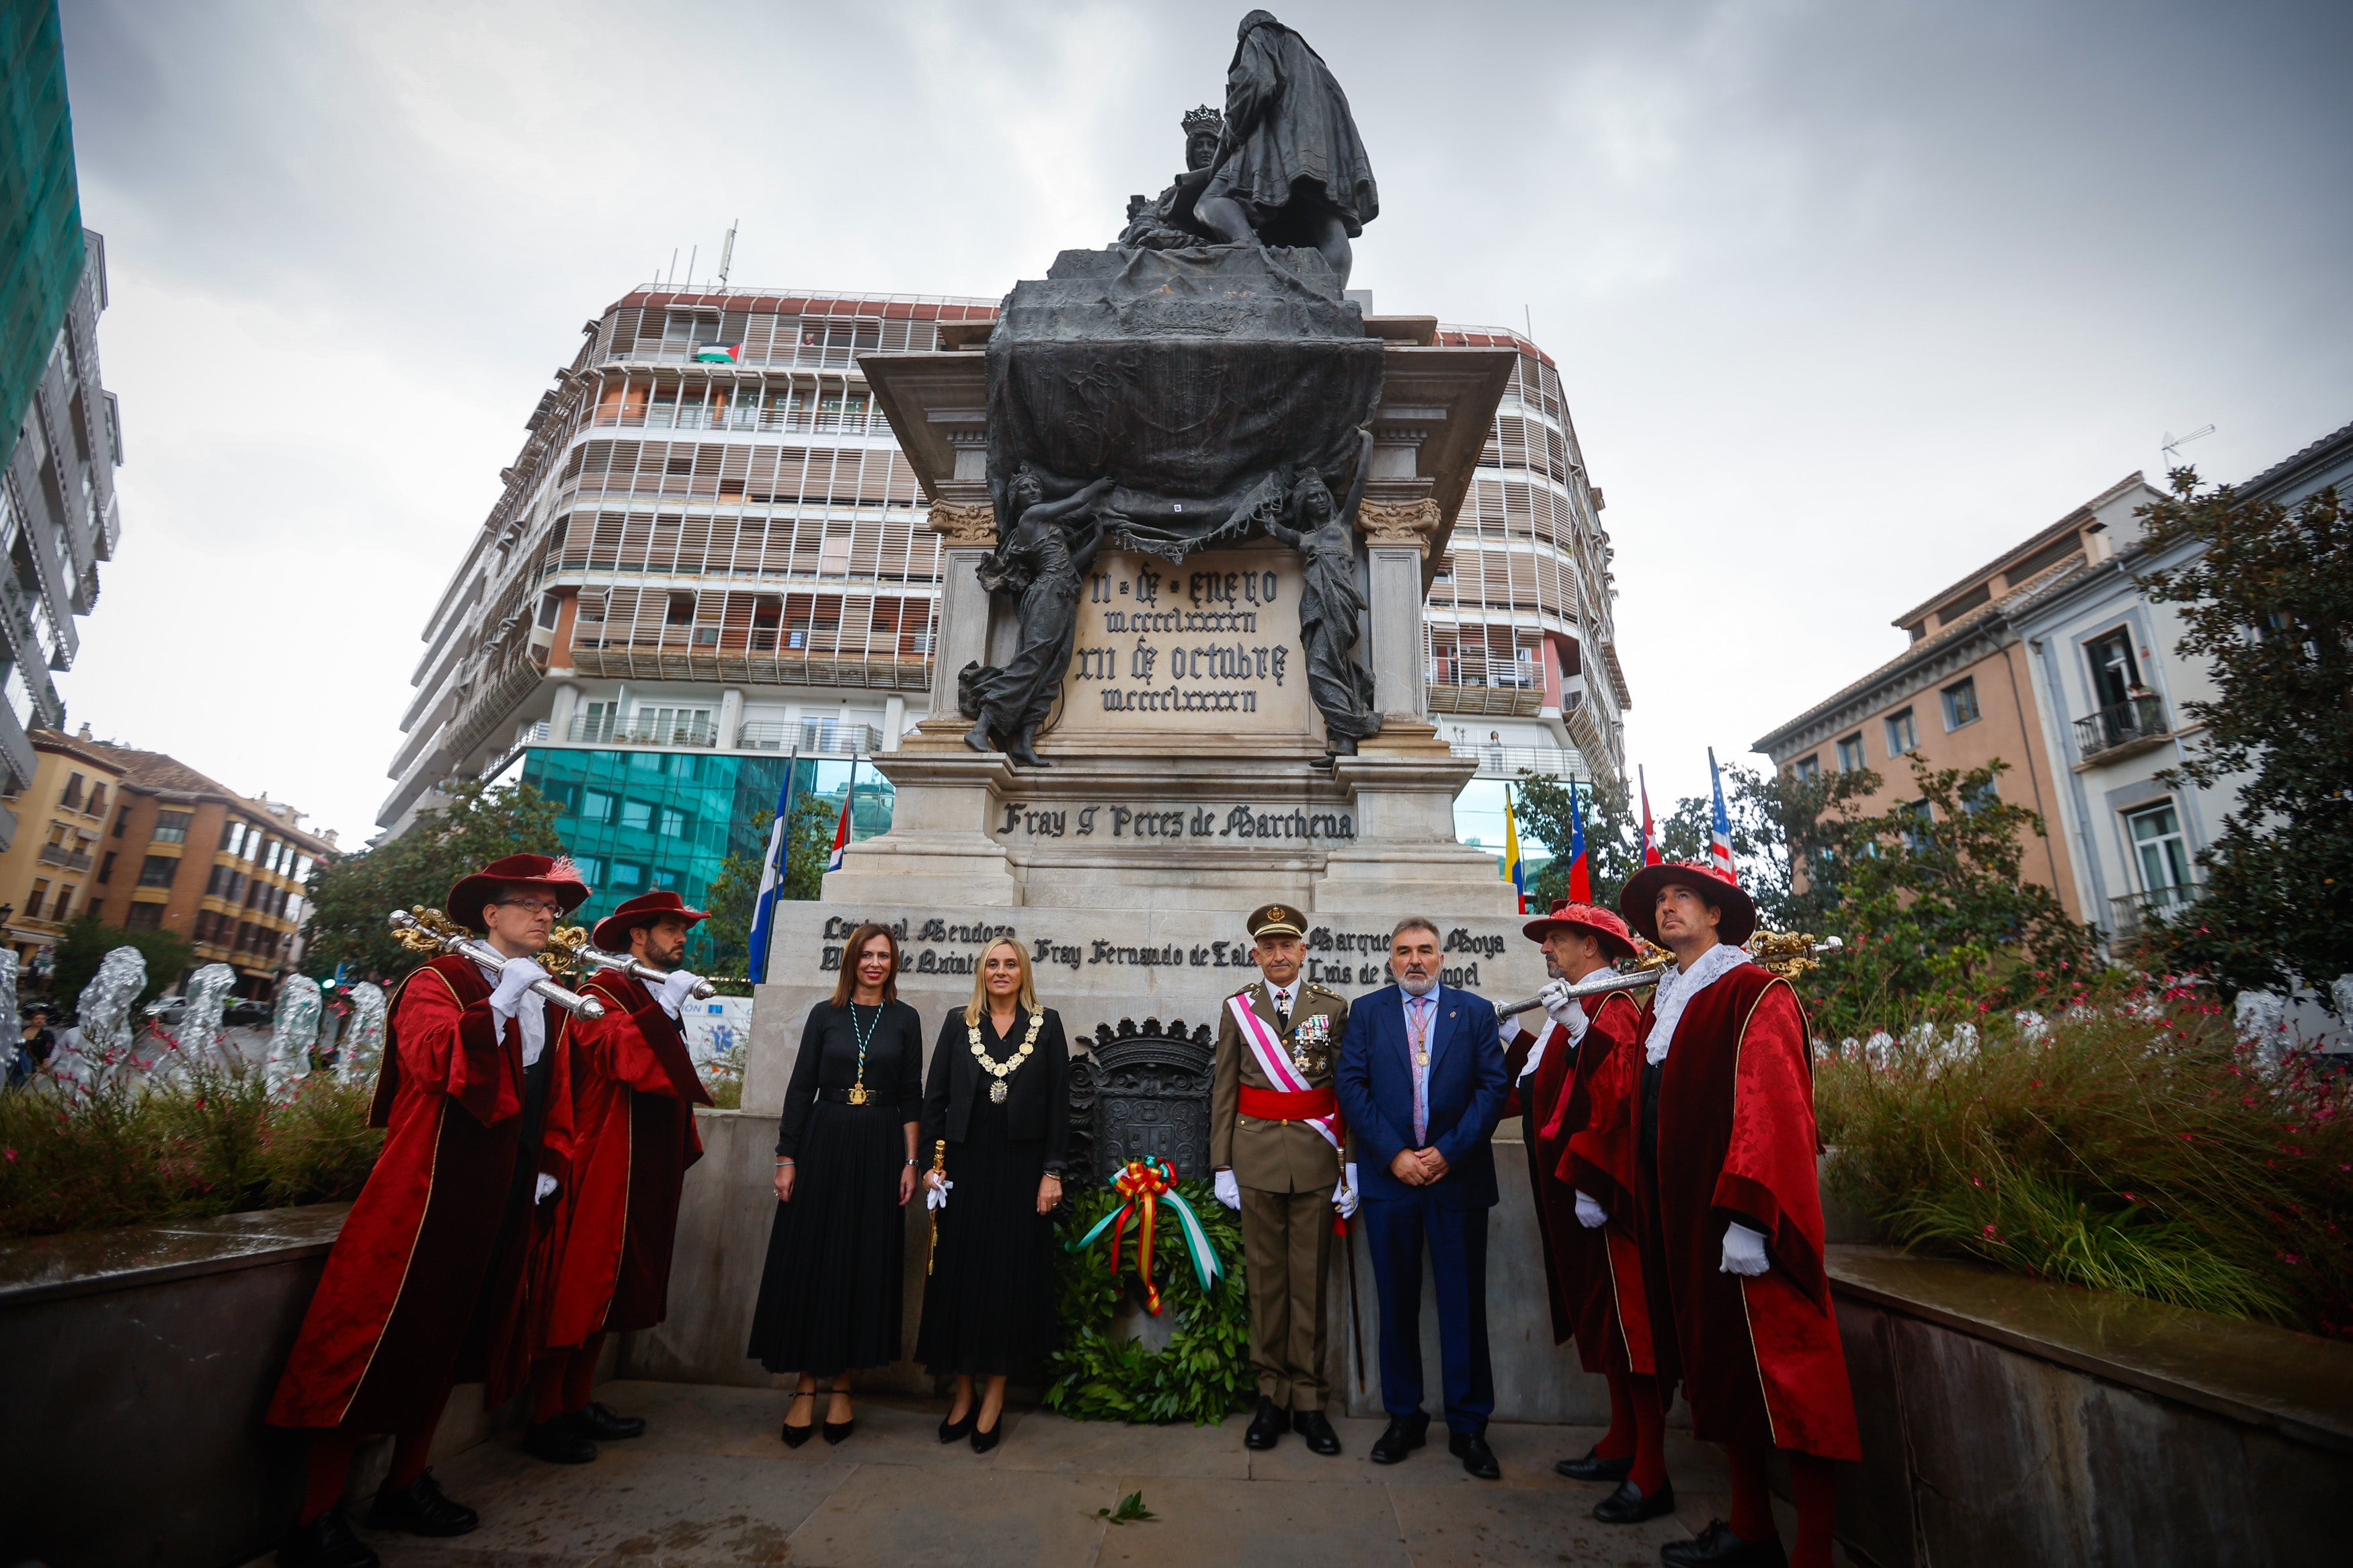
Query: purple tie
1408 994 1433 1145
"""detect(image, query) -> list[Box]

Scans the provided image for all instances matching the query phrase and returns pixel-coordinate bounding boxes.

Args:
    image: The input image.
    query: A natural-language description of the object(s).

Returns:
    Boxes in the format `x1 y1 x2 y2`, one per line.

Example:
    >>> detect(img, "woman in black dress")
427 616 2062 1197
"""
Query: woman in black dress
916 938 1071 1451
747 923 922 1446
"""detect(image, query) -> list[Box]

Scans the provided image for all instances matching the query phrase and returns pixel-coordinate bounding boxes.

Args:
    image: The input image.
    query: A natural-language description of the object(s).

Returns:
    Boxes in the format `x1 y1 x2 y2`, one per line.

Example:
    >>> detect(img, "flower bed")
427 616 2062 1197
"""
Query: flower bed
1817 976 2352 1337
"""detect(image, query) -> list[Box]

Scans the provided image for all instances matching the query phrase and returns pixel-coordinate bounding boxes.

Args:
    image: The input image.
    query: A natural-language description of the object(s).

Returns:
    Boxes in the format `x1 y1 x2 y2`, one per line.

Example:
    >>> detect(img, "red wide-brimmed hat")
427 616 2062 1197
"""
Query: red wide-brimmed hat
448 853 592 932
1618 861 1757 947
591 889 711 951
1520 899 1639 961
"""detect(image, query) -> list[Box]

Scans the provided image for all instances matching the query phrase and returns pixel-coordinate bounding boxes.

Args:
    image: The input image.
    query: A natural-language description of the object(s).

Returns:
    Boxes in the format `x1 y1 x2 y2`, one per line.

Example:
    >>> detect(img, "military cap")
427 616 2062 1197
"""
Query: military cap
1245 902 1308 941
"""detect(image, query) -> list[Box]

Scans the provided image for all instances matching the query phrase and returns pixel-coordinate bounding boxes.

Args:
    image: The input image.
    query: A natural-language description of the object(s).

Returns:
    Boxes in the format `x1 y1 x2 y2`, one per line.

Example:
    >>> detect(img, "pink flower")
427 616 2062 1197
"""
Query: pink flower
2 1148 13 1163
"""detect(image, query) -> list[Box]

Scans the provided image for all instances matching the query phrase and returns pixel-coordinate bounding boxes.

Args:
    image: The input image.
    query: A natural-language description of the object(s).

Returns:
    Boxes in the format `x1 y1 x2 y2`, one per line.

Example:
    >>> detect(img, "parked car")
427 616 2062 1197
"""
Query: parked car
225 1001 273 1028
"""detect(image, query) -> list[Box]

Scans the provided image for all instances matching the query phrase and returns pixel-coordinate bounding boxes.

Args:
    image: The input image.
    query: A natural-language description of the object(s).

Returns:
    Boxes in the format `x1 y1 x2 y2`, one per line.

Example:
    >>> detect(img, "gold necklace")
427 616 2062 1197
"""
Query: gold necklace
969 1009 1044 1104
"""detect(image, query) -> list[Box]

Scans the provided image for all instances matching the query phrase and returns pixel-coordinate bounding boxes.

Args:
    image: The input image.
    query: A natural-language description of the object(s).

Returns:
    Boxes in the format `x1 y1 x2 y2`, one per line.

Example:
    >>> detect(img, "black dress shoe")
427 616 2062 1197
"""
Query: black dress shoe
1244 1395 1287 1450
366 1469 479 1537
822 1417 856 1445
939 1408 976 1444
522 1418 599 1464
567 1401 645 1441
1556 1447 1634 1483
781 1391 816 1448
1449 1428 1502 1479
970 1413 1002 1454
1368 1411 1430 1464
1660 1520 1788 1567
1593 1477 1676 1524
278 1508 381 1568
1293 1409 1342 1455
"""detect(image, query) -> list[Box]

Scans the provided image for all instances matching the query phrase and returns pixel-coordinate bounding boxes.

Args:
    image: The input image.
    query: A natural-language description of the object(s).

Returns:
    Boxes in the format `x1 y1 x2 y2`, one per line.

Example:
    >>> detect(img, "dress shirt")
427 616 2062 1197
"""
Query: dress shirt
1404 989 1437 1145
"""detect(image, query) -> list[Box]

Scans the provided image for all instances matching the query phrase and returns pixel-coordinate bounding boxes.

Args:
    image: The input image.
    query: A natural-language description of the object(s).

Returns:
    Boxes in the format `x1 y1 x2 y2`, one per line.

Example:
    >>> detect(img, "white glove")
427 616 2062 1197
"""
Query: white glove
1333 1162 1360 1219
490 956 549 1014
655 968 703 1020
534 1173 559 1204
1720 1220 1770 1276
1213 1169 1242 1210
1575 1191 1608 1229
924 1177 952 1212
1539 979 1588 1036
1497 1016 1524 1048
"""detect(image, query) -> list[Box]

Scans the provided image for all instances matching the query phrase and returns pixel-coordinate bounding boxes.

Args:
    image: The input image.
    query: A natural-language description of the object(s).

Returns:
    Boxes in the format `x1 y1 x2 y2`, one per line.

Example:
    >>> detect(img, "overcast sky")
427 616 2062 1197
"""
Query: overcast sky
51 0 2353 843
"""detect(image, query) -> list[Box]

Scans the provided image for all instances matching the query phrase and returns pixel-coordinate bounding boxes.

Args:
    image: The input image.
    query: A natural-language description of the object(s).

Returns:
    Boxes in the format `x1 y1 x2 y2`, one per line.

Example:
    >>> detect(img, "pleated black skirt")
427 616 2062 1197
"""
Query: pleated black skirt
746 1100 907 1376
915 1091 1060 1378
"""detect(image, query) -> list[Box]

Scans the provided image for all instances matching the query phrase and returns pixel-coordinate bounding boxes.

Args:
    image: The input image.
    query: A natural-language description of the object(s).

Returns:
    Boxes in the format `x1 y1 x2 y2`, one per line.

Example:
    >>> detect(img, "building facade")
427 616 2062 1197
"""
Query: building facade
1755 474 2165 921
383 286 1628 923
0 727 124 960
0 3 122 843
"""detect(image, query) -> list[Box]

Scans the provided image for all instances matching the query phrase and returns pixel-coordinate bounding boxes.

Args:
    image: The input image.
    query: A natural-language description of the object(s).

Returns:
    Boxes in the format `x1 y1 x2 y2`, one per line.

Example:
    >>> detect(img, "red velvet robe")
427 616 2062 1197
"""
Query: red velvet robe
267 955 571 1432
1503 989 1646 1372
1569 960 1858 1459
539 968 710 1352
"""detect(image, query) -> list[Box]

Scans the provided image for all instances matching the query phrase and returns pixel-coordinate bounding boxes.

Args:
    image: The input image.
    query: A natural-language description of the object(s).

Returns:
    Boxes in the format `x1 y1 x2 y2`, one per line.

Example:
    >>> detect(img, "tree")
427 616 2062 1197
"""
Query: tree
702 792 849 982
1511 772 1642 913
2139 472 2352 1005
301 780 565 981
47 913 194 1012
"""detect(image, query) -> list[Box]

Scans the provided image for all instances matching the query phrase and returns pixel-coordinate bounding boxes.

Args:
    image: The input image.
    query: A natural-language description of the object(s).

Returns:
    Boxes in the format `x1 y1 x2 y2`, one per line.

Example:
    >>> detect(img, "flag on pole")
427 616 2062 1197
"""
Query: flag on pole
826 789 853 874
1708 747 1739 883
1566 777 1592 903
1502 786 1526 914
744 777 794 985
1639 766 1663 867
694 341 743 364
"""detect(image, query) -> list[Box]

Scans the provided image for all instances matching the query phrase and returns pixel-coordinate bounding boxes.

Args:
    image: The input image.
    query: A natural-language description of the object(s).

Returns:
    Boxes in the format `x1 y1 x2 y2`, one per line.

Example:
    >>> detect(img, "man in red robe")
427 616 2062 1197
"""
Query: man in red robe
266 854 588 1568
1497 901 1675 1516
521 891 712 1463
1572 862 1858 1568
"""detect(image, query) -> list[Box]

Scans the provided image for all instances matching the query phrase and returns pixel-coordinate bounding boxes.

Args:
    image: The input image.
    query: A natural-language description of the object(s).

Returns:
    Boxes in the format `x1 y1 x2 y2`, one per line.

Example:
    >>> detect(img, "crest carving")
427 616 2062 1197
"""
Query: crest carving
1357 497 1441 552
926 499 998 546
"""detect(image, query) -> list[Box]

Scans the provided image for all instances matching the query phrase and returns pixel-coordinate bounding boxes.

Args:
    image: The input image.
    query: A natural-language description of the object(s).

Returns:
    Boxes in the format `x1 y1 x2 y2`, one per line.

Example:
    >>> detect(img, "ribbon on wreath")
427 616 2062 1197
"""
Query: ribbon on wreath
1066 1158 1224 1315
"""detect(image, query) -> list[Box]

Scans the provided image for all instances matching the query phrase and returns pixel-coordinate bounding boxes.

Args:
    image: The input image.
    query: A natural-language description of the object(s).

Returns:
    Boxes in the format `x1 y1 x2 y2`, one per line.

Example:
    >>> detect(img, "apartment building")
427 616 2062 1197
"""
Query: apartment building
0 3 124 843
382 286 1629 932
0 727 124 959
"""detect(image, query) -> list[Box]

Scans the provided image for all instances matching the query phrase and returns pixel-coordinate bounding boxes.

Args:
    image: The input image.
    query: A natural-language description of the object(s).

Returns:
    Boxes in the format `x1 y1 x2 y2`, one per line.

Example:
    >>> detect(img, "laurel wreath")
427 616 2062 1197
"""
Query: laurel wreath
1042 1176 1254 1425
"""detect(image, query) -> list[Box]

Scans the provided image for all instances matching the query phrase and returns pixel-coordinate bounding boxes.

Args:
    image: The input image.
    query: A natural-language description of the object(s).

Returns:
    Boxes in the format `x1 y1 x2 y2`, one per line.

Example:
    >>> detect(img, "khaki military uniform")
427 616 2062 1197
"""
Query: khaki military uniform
1211 972 1351 1413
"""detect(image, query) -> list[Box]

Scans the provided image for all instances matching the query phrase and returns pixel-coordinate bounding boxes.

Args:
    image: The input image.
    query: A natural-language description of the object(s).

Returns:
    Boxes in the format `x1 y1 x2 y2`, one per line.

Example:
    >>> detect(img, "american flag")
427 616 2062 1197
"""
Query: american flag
1708 747 1738 882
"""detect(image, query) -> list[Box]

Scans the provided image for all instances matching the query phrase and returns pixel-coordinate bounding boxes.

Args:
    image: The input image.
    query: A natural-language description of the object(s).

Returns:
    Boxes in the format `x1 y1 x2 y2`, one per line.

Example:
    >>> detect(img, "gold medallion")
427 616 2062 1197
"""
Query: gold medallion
990 1079 1009 1104
846 1083 869 1106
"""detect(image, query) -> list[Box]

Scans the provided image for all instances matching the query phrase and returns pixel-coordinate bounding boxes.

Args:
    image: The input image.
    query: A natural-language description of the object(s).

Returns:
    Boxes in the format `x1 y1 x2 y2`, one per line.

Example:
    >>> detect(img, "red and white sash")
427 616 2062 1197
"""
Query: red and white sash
1227 992 1343 1153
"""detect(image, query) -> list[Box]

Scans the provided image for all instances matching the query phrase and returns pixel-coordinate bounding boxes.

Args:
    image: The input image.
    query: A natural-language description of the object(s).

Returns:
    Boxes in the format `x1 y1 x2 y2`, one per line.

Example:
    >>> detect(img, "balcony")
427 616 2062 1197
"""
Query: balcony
2110 882 2199 942
1449 742 1586 781
567 714 717 748
736 722 883 755
1427 659 1544 718
36 843 93 872
2075 694 2169 764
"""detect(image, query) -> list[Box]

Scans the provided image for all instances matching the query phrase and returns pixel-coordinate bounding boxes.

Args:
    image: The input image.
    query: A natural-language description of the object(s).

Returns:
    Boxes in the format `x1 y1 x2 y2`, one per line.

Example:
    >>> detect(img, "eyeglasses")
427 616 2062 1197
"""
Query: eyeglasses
493 899 566 917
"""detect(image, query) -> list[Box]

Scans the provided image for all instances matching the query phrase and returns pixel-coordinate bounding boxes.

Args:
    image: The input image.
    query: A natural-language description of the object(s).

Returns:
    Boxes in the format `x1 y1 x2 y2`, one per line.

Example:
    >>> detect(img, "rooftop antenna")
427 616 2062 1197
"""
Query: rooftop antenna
2161 423 2215 467
666 248 678 286
716 220 738 286
1523 304 1533 343
684 245 697 290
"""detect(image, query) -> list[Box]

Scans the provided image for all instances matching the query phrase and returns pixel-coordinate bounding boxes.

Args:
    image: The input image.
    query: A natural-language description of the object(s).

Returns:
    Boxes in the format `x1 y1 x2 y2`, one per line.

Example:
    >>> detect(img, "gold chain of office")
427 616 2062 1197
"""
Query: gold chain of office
967 1010 1045 1104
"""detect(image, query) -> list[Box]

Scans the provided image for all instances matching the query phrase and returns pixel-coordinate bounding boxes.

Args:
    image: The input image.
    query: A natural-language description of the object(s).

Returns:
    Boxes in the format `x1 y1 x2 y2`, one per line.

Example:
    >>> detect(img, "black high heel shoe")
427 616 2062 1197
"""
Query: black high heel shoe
969 1409 1002 1454
780 1391 817 1449
822 1390 855 1446
939 1406 976 1444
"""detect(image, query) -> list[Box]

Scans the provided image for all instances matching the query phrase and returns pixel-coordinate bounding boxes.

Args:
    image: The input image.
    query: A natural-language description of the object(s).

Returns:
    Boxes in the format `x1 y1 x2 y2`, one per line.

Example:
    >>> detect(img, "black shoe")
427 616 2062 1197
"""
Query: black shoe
1660 1520 1788 1567
1293 1409 1342 1456
1244 1396 1287 1450
1593 1477 1677 1524
523 1418 599 1464
970 1412 1002 1454
278 1509 380 1568
567 1401 645 1441
1369 1411 1430 1464
781 1391 816 1448
1449 1428 1502 1479
822 1417 856 1445
365 1469 479 1537
939 1407 975 1444
1556 1447 1634 1483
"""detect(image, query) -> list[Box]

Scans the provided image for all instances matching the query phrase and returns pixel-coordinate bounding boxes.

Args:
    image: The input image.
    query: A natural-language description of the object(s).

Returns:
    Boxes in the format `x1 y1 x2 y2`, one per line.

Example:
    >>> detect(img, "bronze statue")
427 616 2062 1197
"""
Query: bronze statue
1117 106 1225 251
1193 11 1379 289
961 473 1116 768
1265 431 1381 756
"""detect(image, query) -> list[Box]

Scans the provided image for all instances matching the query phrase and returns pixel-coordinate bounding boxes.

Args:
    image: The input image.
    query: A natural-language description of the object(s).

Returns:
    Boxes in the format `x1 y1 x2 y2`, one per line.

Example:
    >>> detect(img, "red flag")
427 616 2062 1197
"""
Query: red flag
825 791 852 872
1639 766 1663 867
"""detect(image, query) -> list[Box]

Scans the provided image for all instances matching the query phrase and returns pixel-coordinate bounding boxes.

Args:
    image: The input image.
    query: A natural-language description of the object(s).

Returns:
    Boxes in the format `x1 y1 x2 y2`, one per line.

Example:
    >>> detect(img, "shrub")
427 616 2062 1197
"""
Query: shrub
1818 976 2353 1335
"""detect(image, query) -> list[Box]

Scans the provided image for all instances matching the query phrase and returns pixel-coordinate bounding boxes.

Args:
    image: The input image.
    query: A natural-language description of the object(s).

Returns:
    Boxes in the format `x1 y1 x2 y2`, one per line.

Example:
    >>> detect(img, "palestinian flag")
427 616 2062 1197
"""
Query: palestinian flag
695 342 742 364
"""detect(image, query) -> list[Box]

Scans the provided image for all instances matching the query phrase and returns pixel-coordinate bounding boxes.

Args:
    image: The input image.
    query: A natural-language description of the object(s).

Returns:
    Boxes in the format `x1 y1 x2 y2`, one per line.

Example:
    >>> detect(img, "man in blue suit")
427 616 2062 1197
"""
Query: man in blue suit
1336 915 1509 1479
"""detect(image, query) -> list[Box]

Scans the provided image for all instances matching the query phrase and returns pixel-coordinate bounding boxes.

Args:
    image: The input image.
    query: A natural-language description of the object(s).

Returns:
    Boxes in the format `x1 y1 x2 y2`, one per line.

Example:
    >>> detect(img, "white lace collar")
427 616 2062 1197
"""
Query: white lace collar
1645 942 1747 1065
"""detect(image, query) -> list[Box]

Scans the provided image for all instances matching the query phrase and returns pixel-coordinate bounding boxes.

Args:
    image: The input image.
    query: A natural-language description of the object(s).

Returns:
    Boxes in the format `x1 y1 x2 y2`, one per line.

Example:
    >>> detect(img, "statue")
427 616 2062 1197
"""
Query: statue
1265 430 1382 757
1115 106 1225 251
961 472 1117 767
1194 11 1380 290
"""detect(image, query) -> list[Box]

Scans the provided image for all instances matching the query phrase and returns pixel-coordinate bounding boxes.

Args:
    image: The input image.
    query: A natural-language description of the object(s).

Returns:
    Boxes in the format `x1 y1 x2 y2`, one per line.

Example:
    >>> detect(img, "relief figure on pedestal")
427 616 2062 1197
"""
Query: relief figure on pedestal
961 472 1116 768
1265 429 1381 758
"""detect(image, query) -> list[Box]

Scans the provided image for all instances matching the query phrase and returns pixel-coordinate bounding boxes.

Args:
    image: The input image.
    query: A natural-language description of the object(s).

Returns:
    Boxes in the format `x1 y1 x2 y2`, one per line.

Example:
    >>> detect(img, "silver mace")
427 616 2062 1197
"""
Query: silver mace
575 946 719 1001
387 909 607 1019
1494 937 1844 1020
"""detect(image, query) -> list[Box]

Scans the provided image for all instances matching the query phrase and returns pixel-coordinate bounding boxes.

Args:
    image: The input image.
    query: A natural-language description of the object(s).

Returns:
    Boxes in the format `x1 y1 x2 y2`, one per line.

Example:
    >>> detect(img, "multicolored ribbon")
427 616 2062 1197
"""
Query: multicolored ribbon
1066 1158 1224 1315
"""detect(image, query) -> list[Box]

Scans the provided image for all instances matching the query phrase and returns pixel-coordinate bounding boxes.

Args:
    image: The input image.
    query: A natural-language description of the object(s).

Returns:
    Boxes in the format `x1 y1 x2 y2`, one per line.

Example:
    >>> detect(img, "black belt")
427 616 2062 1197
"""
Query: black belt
819 1087 902 1108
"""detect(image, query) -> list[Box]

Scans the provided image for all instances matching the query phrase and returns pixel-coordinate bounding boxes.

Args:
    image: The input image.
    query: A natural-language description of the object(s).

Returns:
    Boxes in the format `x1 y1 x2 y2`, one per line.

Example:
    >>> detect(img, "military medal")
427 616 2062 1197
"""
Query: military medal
970 1009 1045 1104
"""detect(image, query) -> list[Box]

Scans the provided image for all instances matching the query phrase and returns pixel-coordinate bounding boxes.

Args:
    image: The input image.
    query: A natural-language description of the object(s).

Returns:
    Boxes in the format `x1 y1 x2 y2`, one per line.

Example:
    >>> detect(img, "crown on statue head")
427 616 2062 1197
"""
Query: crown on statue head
1182 104 1224 137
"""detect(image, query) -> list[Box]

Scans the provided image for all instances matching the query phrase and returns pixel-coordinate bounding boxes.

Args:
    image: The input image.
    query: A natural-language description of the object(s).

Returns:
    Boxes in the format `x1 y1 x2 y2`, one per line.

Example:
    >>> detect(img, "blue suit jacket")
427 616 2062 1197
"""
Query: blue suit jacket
1337 983 1507 1210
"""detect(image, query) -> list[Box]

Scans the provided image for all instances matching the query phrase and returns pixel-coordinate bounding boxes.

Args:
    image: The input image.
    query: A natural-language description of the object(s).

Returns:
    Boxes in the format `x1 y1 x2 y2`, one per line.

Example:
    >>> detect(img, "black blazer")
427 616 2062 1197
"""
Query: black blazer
921 1007 1071 1175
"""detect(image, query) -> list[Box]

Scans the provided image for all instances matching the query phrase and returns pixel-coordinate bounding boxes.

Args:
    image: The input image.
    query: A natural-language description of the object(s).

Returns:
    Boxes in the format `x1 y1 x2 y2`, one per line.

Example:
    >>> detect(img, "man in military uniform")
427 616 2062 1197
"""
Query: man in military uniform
1210 902 1358 1455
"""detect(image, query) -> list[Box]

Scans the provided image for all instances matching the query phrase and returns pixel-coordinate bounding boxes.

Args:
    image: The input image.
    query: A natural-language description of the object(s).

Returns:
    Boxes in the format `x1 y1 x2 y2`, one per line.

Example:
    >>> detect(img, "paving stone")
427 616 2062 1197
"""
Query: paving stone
992 1409 1252 1478
1094 1475 1412 1567
785 1462 1117 1567
1390 1481 1695 1567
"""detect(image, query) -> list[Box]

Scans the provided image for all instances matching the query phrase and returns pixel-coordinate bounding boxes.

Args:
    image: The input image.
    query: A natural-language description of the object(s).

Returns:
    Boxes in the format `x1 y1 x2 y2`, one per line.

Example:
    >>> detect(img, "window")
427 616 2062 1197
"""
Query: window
665 591 696 626
1884 708 1919 755
1962 778 1999 813
50 885 71 921
653 867 679 889
138 855 179 888
61 772 83 810
621 799 653 832
123 901 162 931
222 822 246 855
264 840 282 873
114 804 128 837
580 788 614 825
153 811 192 844
1941 677 1981 730
84 899 99 921
97 850 115 882
1791 755 1821 782
657 806 688 839
2085 628 2139 710
609 861 645 890
25 880 46 919
85 784 106 816
194 909 214 944
2128 802 2194 907
1835 734 1866 772
536 593 561 630
573 856 605 882
293 855 313 884
1899 799 1933 852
